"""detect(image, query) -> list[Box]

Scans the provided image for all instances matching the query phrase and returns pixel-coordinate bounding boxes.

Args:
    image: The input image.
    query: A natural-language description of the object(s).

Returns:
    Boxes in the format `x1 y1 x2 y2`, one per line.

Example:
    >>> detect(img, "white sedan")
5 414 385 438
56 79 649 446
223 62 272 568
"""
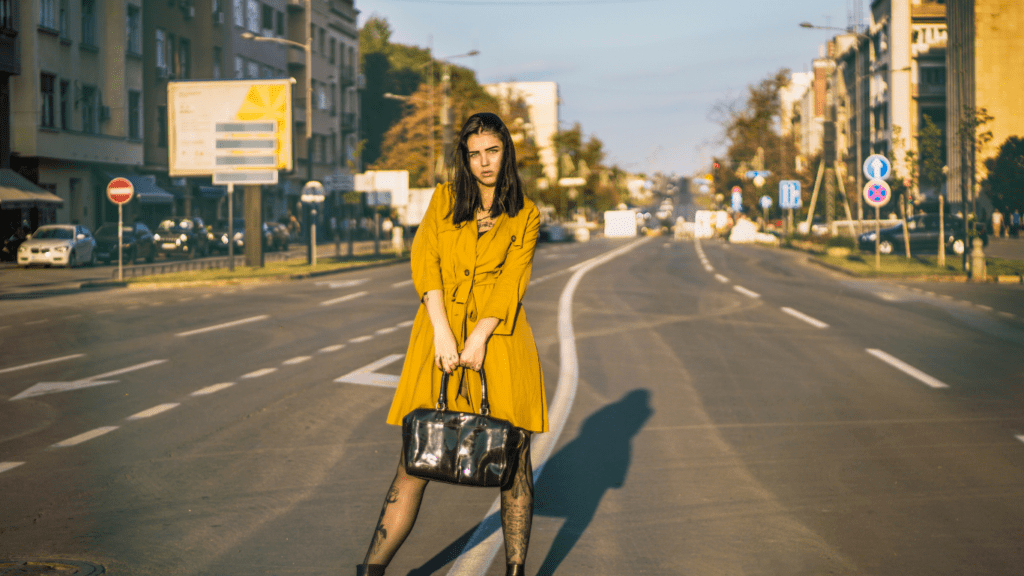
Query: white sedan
17 224 97 268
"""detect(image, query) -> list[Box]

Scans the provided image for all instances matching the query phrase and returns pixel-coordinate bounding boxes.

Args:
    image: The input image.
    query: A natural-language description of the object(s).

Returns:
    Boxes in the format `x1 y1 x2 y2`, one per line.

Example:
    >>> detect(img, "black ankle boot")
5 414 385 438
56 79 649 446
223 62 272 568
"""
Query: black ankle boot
505 564 524 576
356 564 386 576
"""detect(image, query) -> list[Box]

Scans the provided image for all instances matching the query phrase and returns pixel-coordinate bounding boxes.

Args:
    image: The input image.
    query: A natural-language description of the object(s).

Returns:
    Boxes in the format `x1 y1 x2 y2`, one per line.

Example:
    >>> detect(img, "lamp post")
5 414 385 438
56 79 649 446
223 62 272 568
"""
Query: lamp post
241 0 315 263
801 22 870 232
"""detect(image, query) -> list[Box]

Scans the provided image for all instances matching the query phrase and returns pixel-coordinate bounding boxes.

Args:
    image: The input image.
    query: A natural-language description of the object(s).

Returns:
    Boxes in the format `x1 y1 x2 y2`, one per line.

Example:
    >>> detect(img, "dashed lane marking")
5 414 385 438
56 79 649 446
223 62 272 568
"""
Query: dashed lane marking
0 354 85 376
240 367 277 379
320 291 368 306
391 280 414 288
866 349 949 389
781 307 830 329
319 344 346 353
176 315 269 337
349 335 374 343
375 327 398 335
191 383 235 396
734 285 761 299
127 403 180 420
0 462 25 475
283 356 311 365
51 426 119 448
715 274 729 284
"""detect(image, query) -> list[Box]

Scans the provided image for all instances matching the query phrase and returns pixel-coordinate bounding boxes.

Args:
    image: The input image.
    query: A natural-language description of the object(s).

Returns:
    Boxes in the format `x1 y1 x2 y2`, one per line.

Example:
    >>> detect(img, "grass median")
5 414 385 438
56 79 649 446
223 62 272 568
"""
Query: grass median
124 253 408 286
813 251 1024 279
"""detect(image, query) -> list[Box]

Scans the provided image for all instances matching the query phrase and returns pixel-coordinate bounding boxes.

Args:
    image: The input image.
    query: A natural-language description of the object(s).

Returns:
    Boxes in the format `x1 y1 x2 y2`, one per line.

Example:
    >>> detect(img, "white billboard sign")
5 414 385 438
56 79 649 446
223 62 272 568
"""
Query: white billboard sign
167 79 293 177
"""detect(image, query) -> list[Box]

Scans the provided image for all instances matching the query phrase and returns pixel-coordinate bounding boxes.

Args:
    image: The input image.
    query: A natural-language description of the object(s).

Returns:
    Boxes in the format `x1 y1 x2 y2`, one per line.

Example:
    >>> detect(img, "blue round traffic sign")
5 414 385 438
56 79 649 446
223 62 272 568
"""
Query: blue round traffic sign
863 154 892 181
863 179 892 208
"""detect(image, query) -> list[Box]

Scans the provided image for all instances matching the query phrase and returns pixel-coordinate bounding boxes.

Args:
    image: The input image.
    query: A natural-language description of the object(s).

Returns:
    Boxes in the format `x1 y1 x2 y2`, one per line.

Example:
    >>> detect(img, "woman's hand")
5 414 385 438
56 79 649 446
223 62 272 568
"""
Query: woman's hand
434 328 460 373
459 317 499 371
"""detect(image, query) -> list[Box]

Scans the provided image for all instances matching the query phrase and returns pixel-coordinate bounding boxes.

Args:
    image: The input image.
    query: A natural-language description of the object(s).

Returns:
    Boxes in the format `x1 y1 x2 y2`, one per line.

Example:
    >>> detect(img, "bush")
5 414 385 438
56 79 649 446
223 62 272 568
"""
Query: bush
825 235 856 249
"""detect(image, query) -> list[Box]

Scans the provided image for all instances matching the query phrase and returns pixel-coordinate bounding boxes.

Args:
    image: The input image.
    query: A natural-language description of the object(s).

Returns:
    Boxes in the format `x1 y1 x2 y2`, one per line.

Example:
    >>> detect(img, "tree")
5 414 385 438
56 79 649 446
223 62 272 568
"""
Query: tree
551 123 611 218
982 136 1024 213
918 113 946 193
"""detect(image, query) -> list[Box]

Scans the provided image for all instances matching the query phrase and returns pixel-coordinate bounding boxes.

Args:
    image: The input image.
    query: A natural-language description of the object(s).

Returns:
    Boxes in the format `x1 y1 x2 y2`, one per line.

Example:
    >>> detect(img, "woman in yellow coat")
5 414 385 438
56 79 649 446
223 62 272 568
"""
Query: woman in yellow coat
357 113 547 576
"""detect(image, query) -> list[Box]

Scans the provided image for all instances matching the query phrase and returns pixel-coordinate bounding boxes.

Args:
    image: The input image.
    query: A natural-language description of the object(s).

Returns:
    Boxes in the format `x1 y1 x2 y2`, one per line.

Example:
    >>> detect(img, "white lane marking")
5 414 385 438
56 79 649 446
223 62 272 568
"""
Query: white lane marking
176 315 268 337
321 291 368 306
283 356 311 365
127 403 180 420
52 426 119 448
867 349 949 389
998 312 1015 319
349 335 373 343
781 307 830 329
0 462 25 474
397 320 415 328
375 327 398 335
1016 435 1024 445
24 319 48 326
715 274 729 284
703 264 714 273
191 382 235 396
0 354 85 376
11 359 168 401
975 304 993 311
449 237 648 576
734 285 761 299
335 354 405 387
317 278 369 289
392 279 415 288
319 344 345 353
241 367 277 379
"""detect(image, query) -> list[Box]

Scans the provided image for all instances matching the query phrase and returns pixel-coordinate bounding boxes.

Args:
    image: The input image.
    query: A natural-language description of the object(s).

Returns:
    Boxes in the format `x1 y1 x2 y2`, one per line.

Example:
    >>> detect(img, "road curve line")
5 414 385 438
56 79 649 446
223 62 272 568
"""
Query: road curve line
51 426 119 448
176 315 269 337
448 238 649 576
320 291 368 306
734 285 761 299
781 307 830 329
866 349 949 389
0 354 85 375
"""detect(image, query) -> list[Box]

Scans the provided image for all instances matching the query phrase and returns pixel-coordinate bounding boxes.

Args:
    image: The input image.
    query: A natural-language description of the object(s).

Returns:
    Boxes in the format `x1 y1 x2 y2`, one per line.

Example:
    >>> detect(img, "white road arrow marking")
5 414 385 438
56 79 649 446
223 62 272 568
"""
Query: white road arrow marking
10 359 168 401
334 354 405 388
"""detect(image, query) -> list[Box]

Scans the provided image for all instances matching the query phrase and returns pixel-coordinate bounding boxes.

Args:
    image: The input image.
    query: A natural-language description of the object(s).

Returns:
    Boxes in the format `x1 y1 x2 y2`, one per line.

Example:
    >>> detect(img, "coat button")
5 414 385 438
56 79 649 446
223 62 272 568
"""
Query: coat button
511 235 516 242
464 269 470 276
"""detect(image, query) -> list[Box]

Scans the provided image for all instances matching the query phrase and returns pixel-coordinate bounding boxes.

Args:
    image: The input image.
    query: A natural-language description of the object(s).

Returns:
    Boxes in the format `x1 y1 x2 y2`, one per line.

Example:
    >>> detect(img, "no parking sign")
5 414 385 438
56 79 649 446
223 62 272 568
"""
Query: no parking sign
863 179 892 208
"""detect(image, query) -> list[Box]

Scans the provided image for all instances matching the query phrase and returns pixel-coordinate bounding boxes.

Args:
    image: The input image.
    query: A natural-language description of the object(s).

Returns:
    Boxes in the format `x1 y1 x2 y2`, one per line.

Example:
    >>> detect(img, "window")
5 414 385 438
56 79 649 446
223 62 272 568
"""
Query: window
213 47 222 79
167 33 177 76
922 67 945 86
329 38 335 64
155 29 166 69
80 85 97 134
81 0 95 46
128 90 142 139
126 5 142 55
60 80 70 129
40 74 56 128
59 0 69 38
318 83 328 110
158 105 167 147
40 0 56 29
233 0 243 27
234 55 244 79
261 3 273 36
246 0 259 34
178 38 191 79
275 11 283 37
318 27 325 55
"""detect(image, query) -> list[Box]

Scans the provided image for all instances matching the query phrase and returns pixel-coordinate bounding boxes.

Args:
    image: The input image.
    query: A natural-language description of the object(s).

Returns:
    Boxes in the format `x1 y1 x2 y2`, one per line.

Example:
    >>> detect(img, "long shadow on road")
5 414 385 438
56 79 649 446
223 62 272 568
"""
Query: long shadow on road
407 389 653 576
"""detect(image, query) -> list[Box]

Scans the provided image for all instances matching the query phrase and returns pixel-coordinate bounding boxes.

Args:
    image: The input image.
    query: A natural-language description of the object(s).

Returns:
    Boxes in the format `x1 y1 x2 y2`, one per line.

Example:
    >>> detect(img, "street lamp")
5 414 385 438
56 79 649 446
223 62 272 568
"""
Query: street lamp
241 0 315 263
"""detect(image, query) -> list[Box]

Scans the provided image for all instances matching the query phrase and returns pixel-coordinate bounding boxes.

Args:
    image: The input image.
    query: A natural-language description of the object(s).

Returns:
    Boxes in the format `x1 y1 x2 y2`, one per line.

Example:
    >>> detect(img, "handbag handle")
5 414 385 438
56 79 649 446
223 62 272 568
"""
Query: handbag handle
436 368 491 416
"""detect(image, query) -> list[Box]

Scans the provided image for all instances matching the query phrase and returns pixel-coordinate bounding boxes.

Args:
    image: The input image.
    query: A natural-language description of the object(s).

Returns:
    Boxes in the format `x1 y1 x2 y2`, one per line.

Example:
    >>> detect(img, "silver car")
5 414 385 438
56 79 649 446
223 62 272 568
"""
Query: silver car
17 224 97 268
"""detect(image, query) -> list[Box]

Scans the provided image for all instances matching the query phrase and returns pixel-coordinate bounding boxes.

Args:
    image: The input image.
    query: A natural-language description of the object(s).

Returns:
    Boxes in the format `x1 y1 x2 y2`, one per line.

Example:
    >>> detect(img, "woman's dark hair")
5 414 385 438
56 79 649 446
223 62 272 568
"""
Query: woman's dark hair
448 112 524 225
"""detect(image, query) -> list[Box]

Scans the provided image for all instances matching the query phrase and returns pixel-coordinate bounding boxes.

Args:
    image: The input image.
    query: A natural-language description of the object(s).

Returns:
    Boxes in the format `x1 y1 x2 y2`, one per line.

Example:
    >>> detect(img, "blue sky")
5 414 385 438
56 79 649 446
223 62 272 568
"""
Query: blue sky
356 0 860 177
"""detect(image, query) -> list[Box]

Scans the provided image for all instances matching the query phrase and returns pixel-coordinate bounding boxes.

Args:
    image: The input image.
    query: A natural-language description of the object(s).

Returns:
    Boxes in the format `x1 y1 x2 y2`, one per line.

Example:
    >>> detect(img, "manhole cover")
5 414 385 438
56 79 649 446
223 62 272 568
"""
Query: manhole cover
0 560 104 575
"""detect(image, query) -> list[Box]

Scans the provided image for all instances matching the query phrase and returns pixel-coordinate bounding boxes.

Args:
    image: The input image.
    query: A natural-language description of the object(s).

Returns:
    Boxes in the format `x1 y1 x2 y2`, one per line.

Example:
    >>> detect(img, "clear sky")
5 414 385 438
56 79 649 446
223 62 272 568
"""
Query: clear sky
356 0 861 177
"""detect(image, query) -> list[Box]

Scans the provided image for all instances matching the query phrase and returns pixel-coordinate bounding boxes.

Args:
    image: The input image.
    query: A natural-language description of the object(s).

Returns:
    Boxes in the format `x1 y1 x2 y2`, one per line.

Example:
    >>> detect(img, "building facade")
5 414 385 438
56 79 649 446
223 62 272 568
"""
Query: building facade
483 81 559 187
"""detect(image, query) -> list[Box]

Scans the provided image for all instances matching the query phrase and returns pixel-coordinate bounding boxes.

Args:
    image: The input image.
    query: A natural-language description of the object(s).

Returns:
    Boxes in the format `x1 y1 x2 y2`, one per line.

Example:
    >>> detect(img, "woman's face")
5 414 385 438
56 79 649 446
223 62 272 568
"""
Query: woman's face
466 132 503 190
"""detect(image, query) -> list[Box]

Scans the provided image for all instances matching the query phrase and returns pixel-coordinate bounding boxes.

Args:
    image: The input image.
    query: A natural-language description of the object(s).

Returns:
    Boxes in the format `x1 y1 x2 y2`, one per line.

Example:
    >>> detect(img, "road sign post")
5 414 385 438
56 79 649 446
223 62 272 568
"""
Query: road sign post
779 180 802 237
106 177 134 281
863 179 892 270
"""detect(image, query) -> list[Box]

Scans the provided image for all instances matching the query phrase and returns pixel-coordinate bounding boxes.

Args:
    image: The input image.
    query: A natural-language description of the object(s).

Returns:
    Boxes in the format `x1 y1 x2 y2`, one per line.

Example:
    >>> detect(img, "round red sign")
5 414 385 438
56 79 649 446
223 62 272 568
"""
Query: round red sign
107 177 134 205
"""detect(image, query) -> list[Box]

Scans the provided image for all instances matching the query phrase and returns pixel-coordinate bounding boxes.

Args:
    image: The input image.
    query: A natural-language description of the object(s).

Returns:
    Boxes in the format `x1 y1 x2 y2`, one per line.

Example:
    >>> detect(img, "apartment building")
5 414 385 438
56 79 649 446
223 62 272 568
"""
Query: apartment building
483 81 559 186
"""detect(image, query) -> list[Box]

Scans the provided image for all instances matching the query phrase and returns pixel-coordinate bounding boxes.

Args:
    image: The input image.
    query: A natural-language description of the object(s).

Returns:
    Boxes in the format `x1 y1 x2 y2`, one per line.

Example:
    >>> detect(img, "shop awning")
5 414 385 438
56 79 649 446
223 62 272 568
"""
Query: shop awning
104 173 174 204
198 185 227 199
0 168 64 209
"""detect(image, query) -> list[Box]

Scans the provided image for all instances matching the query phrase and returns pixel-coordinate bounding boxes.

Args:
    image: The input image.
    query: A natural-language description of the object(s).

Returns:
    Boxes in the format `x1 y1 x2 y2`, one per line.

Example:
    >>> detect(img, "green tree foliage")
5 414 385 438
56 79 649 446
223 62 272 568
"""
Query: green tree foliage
918 113 946 191
712 69 802 216
982 136 1024 212
550 123 615 217
358 16 431 167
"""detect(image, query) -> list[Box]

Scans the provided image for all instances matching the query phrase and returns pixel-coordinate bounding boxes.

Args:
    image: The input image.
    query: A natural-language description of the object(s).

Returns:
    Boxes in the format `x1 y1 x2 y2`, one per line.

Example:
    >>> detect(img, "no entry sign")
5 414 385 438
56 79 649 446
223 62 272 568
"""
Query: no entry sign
107 177 134 205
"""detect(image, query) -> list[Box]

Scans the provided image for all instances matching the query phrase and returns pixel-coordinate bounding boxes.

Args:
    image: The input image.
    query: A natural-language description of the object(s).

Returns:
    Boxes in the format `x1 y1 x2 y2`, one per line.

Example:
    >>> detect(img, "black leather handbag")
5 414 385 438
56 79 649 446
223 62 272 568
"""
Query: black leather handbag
402 368 524 488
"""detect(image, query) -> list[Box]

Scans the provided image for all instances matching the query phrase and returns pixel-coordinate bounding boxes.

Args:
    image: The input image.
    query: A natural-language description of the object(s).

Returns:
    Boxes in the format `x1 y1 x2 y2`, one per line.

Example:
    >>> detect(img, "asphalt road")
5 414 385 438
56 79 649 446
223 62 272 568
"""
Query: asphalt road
1 236 1022 575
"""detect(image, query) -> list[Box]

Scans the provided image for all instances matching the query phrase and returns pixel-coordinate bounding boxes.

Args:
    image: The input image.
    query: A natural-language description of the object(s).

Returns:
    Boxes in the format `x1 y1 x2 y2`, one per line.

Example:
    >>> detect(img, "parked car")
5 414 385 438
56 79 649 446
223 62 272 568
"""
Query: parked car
265 222 290 251
153 217 210 259
94 222 155 264
857 214 987 255
17 224 97 268
211 218 246 254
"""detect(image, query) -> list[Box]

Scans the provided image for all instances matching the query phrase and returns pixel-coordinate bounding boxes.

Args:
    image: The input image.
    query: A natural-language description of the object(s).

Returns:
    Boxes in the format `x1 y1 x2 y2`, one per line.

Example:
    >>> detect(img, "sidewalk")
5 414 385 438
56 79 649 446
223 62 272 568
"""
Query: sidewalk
981 235 1024 261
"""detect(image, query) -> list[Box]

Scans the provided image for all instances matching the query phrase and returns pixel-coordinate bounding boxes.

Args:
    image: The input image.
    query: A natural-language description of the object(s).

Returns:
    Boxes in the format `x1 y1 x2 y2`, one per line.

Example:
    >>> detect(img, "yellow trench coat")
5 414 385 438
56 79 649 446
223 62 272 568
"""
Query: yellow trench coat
386 183 549 433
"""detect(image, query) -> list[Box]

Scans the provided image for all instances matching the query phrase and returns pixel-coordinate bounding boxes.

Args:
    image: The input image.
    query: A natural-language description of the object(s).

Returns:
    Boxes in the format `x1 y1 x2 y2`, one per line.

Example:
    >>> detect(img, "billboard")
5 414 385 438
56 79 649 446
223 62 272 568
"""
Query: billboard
167 79 293 180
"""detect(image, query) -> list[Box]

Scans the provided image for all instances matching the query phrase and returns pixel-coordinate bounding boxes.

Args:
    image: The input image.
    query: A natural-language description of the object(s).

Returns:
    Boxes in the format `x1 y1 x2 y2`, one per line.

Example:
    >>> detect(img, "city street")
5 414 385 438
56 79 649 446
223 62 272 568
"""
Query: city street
1 236 1023 575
